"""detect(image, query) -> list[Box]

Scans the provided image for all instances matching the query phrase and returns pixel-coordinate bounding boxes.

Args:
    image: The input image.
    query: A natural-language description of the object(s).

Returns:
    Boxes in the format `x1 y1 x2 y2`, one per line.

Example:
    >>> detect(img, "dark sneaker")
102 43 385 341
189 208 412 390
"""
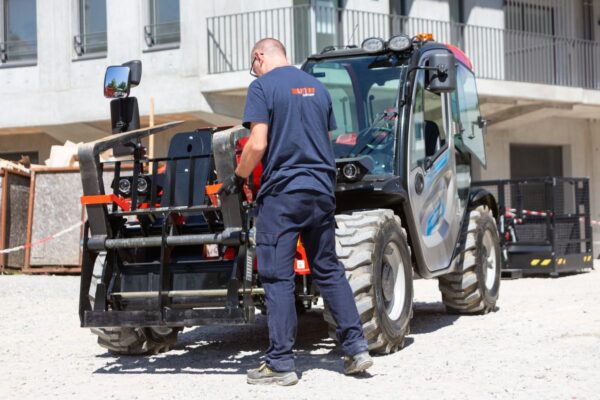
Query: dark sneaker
247 362 299 386
344 351 373 375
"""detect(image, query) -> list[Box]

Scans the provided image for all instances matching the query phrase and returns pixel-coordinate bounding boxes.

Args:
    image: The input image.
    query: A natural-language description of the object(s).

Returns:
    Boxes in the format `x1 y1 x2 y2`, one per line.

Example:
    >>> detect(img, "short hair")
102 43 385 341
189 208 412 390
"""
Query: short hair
252 38 286 57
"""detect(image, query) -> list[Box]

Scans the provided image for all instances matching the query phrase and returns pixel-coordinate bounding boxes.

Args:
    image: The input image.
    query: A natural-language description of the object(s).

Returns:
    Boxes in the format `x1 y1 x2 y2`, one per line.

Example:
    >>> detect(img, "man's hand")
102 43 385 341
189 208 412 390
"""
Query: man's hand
218 173 245 196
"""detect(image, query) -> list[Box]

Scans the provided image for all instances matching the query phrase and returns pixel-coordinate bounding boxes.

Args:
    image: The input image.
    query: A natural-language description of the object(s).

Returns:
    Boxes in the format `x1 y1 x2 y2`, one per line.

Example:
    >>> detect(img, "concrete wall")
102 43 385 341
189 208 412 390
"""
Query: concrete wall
405 0 450 20
0 0 211 129
344 0 389 13
480 118 590 181
0 133 61 163
463 0 503 28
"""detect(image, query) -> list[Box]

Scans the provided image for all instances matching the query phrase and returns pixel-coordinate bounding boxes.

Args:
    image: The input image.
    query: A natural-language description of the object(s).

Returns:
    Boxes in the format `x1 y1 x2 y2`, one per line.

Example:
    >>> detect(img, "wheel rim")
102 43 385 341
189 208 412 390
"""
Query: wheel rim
380 241 406 321
482 229 498 290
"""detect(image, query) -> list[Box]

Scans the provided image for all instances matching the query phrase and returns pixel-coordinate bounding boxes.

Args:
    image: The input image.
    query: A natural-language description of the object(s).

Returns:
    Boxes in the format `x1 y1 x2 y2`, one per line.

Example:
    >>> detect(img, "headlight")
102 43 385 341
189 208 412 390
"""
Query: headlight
361 37 385 53
118 178 131 195
342 163 359 180
388 34 412 51
136 177 148 194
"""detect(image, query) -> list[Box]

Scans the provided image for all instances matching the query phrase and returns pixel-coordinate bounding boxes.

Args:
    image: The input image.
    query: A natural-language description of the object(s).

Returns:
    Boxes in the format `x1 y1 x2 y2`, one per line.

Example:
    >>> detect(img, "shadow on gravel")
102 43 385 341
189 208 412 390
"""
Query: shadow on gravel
94 310 347 376
410 301 460 335
94 302 460 376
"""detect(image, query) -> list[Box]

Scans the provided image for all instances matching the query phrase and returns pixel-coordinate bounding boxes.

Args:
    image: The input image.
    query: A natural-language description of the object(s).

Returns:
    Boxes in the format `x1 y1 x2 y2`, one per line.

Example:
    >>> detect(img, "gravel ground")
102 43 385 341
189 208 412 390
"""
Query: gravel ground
1 267 599 400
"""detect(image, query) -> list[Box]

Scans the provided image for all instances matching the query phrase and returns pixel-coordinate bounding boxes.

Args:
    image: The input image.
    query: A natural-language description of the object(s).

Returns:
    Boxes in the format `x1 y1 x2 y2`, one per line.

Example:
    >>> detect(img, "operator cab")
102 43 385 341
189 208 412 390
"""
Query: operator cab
303 34 489 276
303 34 486 186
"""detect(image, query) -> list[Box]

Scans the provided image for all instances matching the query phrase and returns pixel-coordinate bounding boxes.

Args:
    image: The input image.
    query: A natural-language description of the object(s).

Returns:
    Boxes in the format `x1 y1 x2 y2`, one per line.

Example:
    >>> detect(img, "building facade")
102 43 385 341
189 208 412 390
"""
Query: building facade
2 0 600 248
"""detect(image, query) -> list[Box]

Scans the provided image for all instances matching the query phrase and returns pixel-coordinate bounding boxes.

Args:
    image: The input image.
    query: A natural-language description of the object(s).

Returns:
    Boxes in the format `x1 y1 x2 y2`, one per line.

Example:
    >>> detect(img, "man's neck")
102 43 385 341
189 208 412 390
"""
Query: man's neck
264 59 290 74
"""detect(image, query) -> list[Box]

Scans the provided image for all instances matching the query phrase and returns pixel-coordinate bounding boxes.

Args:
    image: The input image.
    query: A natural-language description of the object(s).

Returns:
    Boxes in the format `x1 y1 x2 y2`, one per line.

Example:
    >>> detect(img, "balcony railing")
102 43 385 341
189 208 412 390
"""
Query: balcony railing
207 6 600 90
73 32 107 56
0 39 37 64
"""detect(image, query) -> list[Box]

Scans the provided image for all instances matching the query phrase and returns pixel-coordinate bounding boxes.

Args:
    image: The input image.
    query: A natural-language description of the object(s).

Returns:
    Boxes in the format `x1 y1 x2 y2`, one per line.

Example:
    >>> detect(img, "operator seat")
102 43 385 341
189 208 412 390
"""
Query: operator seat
424 120 442 157
160 129 213 208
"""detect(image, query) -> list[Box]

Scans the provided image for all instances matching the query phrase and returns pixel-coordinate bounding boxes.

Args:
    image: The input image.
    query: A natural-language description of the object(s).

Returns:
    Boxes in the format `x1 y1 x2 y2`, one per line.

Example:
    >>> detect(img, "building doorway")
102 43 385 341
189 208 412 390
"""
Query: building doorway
510 144 563 179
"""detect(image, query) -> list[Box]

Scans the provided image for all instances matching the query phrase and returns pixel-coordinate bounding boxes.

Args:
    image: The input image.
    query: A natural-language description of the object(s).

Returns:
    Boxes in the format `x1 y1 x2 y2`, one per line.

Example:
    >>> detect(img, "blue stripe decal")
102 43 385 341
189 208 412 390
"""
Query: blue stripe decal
425 200 445 236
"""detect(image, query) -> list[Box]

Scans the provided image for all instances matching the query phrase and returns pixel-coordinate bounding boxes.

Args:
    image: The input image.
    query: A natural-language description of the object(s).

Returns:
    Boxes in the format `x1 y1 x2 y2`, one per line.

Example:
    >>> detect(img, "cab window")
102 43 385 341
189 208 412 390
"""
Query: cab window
456 65 486 166
311 63 358 139
410 69 447 170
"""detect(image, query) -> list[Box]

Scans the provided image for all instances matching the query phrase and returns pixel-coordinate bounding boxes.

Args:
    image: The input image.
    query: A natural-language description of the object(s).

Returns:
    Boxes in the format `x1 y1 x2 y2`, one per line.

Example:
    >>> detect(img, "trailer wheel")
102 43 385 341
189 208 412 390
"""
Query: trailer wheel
438 205 501 314
324 209 413 354
88 252 178 355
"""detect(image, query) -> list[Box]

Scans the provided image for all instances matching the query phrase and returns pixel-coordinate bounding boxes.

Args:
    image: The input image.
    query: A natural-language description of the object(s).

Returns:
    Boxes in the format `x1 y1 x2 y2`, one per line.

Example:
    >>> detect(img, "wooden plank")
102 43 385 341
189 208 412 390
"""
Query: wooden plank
23 170 36 270
0 172 7 273
1 171 30 270
22 265 81 274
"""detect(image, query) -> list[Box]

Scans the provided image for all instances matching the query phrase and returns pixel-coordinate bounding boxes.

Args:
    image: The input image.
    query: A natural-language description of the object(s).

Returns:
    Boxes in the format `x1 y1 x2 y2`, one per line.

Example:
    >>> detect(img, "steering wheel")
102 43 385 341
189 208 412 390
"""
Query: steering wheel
366 126 394 151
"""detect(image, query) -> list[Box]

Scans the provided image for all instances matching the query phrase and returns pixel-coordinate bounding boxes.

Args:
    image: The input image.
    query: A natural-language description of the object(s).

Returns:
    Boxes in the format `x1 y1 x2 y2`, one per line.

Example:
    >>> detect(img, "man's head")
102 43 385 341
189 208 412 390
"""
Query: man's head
250 38 289 77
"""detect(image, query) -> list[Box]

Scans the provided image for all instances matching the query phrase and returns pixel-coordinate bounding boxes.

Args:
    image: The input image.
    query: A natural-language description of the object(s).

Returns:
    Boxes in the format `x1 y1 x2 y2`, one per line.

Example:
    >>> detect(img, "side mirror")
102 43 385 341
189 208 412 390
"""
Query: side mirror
103 60 142 98
122 60 142 87
104 66 131 98
427 53 456 94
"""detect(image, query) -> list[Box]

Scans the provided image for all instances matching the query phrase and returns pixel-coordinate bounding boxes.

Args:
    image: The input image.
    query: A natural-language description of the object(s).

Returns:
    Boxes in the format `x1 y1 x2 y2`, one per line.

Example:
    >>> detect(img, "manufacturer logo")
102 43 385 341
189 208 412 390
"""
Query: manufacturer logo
291 87 315 96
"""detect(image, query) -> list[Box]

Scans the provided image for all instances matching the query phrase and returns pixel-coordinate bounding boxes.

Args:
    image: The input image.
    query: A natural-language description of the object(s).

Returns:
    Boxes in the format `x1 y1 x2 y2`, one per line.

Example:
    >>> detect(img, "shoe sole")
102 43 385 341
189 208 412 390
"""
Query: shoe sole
344 359 374 375
247 374 299 386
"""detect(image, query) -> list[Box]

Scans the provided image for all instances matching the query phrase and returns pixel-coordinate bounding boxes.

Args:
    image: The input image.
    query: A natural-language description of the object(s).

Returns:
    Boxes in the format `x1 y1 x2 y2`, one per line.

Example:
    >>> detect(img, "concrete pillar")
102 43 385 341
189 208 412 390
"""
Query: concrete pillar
36 0 71 91
406 0 450 21
106 0 142 64
180 0 201 77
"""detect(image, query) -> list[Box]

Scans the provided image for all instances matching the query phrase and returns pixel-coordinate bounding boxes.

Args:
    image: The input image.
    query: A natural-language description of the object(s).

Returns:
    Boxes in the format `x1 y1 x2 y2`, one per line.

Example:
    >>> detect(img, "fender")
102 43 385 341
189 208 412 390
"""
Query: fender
468 187 499 219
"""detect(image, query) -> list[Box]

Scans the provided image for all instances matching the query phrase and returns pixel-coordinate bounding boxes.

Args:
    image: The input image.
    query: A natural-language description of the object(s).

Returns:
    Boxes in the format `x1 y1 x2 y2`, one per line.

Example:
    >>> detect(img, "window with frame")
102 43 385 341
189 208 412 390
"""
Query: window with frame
74 0 107 57
505 0 556 36
0 0 37 65
456 65 486 166
145 0 180 48
410 70 447 170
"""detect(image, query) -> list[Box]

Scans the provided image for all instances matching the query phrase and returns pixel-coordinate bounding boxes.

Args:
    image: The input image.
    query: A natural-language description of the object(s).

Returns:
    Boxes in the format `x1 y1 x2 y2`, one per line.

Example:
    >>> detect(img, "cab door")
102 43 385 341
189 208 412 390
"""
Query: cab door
407 68 464 273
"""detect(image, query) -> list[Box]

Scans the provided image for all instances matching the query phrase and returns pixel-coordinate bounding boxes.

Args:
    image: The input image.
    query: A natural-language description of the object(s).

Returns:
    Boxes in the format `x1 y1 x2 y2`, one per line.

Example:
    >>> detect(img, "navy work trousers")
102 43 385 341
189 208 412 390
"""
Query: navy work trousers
255 190 367 372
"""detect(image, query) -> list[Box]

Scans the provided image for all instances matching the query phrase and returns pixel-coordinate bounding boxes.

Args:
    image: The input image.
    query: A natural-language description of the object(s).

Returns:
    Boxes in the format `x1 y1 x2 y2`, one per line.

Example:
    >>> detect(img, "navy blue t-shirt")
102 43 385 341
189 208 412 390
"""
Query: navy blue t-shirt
242 65 337 200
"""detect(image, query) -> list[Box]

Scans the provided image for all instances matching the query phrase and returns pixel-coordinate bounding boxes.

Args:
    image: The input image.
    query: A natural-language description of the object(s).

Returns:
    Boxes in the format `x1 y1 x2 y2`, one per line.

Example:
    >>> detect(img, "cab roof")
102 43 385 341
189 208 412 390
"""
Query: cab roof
305 41 474 72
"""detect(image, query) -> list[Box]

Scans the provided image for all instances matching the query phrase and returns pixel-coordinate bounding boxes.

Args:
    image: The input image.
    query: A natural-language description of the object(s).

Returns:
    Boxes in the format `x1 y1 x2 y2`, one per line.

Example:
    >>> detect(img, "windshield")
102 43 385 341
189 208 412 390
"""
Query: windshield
304 54 408 175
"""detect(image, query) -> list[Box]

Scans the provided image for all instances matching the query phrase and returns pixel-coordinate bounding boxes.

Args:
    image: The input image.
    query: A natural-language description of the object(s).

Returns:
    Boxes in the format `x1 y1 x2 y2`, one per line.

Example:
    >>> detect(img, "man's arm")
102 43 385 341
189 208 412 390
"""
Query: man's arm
235 122 268 178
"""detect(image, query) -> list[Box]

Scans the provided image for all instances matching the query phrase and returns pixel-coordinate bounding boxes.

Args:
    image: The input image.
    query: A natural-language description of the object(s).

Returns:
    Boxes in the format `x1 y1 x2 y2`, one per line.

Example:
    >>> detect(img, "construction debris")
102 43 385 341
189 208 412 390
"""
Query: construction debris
45 140 81 167
0 158 30 174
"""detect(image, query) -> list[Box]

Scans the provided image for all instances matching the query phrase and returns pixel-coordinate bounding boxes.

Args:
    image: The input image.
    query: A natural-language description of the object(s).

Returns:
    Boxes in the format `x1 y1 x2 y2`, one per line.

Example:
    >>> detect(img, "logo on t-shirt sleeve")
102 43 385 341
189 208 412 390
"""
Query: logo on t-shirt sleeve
291 87 316 97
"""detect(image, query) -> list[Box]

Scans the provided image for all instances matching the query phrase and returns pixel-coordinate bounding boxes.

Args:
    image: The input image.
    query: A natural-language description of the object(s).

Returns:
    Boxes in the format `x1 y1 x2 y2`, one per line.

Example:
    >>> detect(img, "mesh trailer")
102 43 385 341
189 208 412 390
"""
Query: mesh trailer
473 177 593 277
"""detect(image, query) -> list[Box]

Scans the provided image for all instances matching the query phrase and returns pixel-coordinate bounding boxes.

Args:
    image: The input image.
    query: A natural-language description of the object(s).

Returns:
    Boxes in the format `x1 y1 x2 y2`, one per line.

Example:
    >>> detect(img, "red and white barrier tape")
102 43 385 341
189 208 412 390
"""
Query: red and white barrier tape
0 221 83 255
504 208 600 225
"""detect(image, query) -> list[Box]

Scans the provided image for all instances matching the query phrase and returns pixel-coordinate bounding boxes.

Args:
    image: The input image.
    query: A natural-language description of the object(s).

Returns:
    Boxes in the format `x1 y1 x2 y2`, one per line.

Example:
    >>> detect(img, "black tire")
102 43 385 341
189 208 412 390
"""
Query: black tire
88 252 178 355
438 205 501 314
324 209 413 354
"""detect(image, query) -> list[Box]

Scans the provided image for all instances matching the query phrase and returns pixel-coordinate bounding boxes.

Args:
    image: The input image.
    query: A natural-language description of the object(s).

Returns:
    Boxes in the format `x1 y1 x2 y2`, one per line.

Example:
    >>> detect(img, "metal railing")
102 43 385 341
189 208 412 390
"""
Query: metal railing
144 21 180 47
207 5 311 74
0 39 37 64
207 6 600 90
73 32 107 56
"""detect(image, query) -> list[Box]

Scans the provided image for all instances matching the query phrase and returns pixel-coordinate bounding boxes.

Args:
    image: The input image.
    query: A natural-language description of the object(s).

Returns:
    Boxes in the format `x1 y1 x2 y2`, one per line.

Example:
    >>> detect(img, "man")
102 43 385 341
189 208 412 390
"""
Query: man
219 38 372 386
